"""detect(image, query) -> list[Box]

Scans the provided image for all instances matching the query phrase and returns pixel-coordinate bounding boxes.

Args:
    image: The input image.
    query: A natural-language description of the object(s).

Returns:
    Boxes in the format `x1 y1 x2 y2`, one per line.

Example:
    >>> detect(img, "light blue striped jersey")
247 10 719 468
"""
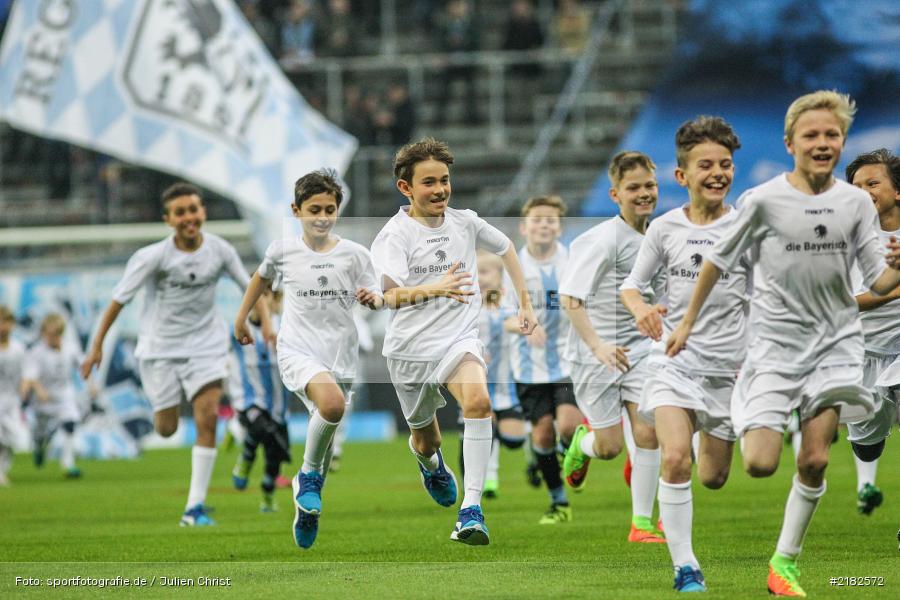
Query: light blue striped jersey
478 303 520 412
227 323 288 423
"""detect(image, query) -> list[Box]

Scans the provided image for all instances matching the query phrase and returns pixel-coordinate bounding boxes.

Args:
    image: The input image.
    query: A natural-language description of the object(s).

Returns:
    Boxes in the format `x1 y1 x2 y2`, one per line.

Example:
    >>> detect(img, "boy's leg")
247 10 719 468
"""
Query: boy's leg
742 428 784 477
59 421 79 476
625 401 662 541
531 413 570 522
260 440 282 512
697 432 734 490
232 422 259 490
182 382 221 524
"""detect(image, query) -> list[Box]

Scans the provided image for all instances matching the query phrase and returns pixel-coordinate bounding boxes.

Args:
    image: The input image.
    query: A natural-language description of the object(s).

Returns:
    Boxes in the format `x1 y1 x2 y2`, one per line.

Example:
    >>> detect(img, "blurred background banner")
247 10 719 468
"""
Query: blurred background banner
0 0 357 253
581 0 900 216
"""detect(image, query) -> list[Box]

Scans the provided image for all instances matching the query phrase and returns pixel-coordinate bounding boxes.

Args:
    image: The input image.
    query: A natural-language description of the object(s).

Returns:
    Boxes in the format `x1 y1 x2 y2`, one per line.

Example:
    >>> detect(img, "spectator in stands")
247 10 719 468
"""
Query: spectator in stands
387 82 416 145
318 0 360 57
279 0 319 70
434 0 481 125
502 0 545 123
240 0 280 57
555 0 591 56
342 83 375 146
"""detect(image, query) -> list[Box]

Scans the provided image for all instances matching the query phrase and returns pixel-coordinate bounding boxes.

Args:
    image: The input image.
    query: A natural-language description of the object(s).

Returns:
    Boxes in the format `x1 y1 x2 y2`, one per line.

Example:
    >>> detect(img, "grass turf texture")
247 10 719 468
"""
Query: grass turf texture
1 433 897 599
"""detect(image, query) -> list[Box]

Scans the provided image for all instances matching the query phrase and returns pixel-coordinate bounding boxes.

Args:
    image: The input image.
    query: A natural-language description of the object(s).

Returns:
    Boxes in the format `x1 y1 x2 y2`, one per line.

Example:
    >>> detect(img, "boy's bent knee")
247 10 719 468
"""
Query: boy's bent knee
744 459 778 478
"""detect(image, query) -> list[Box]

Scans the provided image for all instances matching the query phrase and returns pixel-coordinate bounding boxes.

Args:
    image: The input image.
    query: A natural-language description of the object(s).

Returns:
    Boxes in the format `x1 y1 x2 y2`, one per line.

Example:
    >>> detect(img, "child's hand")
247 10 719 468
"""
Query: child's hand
356 288 383 310
518 305 538 335
666 321 692 357
526 324 547 348
886 236 900 269
433 262 475 303
234 320 253 345
590 341 630 373
634 303 668 341
80 348 101 380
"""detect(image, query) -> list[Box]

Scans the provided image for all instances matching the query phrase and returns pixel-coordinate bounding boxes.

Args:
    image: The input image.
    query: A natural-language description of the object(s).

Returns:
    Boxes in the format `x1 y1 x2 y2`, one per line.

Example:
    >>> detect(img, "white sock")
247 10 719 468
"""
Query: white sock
691 432 700 463
658 479 699 569
854 455 878 491
461 417 492 508
791 431 802 463
579 430 599 457
622 412 636 460
775 474 826 558
486 437 500 481
60 431 76 471
302 411 339 474
186 445 217 509
408 436 439 472
632 447 661 519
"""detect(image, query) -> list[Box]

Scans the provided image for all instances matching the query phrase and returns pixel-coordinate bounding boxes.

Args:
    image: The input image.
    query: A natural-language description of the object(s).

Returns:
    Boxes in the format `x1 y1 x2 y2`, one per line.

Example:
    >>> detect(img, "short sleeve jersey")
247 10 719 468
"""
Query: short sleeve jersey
559 216 665 364
621 206 750 375
258 236 379 382
850 227 900 355
478 304 519 410
506 243 571 383
370 206 510 361
111 233 249 360
0 339 25 412
706 174 885 373
23 340 81 407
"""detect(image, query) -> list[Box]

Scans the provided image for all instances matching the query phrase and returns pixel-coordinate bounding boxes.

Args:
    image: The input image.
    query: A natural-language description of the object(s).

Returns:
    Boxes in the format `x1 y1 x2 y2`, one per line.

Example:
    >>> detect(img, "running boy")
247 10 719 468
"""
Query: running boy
844 148 900 516
621 116 748 592
667 91 900 597
24 313 84 478
561 151 667 543
507 195 583 524
234 168 380 550
0 306 26 486
81 182 267 527
371 137 537 545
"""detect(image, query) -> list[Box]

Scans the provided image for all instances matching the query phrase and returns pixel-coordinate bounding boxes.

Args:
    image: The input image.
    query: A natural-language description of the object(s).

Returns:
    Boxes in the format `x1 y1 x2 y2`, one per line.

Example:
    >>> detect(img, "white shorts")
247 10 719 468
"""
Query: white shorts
387 337 485 430
138 355 227 412
0 407 24 448
640 365 737 442
847 353 900 445
570 356 650 430
279 350 352 414
731 363 874 437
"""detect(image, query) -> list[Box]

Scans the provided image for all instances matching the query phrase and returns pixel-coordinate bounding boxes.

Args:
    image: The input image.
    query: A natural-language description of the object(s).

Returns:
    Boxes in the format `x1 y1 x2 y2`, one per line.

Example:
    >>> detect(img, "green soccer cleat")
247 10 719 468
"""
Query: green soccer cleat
538 503 572 525
483 478 499 499
767 553 806 597
563 424 591 491
232 456 252 490
857 483 883 516
260 491 278 513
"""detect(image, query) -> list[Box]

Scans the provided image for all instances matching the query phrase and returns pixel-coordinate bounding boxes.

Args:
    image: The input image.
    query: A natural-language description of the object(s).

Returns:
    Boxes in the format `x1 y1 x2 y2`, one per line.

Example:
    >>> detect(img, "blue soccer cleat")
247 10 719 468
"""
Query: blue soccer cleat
673 565 707 592
418 449 458 507
232 456 251 490
450 505 490 545
180 504 215 527
292 471 324 549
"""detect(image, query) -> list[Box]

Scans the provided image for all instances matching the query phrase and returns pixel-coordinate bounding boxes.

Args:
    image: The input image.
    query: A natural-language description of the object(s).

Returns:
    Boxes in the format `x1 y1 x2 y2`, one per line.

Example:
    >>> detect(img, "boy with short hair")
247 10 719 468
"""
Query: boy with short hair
621 116 748 592
371 137 537 545
229 290 291 513
844 148 900 516
668 91 900 597
82 182 268 527
561 151 667 543
0 305 26 486
24 313 84 478
234 168 381 549
507 195 583 524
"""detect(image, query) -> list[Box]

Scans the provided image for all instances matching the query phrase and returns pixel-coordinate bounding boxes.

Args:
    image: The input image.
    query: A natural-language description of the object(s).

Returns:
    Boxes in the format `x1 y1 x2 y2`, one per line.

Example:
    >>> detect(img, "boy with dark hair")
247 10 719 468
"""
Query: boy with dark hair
561 150 667 543
621 116 748 592
668 91 900 597
82 182 269 526
235 168 381 549
371 137 537 545
844 148 900 516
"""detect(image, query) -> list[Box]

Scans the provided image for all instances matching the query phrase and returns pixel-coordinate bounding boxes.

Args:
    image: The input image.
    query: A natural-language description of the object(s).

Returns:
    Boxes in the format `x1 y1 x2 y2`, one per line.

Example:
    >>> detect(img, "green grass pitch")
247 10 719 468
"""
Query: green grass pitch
1 432 897 598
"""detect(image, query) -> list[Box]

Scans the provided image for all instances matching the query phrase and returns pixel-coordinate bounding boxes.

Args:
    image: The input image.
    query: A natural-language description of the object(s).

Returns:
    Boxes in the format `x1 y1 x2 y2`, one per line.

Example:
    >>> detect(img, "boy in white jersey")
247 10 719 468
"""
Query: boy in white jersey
24 314 84 478
470 251 527 498
561 151 667 543
234 169 381 550
844 149 900 516
0 306 26 486
230 291 291 513
621 117 748 592
82 182 268 527
371 138 537 545
668 91 900 597
506 196 583 524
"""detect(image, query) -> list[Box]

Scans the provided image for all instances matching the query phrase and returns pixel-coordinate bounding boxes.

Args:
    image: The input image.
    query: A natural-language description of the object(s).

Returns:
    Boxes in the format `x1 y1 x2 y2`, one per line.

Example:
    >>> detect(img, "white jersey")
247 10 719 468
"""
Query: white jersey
23 340 81 414
478 304 519 411
0 339 25 412
258 236 378 381
707 174 886 374
227 323 287 422
506 243 570 383
622 206 751 375
559 216 665 365
371 206 510 361
851 227 900 356
111 233 249 360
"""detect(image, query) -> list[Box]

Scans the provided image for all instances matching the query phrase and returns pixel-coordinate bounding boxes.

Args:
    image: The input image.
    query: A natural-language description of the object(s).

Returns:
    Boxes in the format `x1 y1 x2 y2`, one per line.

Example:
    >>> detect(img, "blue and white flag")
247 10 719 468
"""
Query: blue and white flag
0 0 357 252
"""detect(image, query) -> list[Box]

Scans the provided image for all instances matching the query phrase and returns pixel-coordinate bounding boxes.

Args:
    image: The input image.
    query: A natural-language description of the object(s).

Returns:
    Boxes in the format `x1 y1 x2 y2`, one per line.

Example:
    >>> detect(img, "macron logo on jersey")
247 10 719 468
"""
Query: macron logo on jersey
311 263 334 270
427 236 450 244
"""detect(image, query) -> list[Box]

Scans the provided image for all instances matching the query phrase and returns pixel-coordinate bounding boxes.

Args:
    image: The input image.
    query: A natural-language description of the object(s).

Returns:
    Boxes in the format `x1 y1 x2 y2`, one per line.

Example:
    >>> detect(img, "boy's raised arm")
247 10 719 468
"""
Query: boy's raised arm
234 271 272 345
80 300 124 379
